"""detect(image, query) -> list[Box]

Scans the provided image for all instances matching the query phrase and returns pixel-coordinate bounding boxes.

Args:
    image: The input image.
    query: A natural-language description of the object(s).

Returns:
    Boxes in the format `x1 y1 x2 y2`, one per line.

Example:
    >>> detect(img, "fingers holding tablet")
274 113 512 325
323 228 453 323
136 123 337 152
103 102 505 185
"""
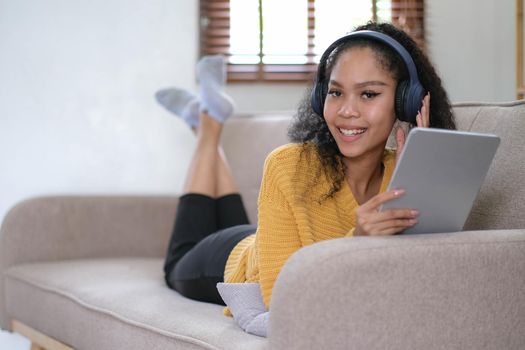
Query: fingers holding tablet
354 189 419 236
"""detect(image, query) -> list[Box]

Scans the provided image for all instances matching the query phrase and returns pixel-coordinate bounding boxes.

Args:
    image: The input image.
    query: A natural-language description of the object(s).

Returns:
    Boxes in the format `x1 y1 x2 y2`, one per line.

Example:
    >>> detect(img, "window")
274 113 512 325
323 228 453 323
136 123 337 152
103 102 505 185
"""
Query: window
200 0 424 82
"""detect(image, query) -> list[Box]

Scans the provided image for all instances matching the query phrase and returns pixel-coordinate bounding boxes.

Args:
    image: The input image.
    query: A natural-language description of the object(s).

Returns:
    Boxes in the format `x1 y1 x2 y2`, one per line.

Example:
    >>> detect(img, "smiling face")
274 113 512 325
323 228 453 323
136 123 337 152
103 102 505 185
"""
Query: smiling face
323 46 397 164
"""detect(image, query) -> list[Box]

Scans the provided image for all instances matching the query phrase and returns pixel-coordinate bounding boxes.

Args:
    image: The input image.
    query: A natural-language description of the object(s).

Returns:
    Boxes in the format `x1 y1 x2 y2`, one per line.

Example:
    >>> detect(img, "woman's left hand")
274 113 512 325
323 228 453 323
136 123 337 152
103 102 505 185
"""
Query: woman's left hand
395 93 430 163
416 92 430 128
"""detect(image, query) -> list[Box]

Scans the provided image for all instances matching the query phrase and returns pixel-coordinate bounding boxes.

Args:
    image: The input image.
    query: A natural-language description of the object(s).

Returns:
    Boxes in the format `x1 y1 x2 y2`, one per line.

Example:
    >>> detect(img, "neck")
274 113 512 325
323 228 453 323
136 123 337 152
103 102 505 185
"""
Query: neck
344 150 385 205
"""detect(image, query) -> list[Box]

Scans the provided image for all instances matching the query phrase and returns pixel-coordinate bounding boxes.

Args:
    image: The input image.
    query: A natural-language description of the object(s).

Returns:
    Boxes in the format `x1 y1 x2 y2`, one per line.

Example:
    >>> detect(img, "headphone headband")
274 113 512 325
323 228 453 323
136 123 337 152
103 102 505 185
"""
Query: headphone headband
311 30 425 123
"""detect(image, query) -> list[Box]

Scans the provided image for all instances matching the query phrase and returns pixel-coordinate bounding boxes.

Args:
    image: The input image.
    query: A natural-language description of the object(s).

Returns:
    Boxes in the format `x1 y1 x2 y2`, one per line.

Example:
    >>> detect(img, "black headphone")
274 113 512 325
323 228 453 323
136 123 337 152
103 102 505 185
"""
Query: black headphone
310 30 425 124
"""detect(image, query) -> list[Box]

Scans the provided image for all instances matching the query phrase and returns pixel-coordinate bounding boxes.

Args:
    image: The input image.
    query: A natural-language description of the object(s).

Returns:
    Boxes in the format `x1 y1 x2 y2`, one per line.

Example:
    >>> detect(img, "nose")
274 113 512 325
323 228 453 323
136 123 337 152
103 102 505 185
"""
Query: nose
337 96 359 118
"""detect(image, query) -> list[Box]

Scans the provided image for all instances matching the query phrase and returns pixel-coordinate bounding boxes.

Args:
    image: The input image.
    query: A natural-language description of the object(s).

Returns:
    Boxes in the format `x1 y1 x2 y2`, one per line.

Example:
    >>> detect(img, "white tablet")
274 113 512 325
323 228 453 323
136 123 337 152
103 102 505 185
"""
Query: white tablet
381 127 500 235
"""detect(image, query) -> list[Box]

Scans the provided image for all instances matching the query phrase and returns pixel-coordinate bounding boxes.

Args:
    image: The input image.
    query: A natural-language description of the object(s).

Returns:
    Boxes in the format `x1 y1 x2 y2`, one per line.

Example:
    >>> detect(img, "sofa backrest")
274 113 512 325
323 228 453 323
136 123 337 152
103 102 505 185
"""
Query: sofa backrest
222 101 525 230
454 101 525 230
222 113 292 224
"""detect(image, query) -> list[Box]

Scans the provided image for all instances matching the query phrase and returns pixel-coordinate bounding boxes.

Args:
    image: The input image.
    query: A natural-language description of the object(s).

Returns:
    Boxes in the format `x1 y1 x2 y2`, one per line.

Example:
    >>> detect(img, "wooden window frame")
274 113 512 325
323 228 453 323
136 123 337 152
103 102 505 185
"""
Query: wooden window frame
200 0 425 83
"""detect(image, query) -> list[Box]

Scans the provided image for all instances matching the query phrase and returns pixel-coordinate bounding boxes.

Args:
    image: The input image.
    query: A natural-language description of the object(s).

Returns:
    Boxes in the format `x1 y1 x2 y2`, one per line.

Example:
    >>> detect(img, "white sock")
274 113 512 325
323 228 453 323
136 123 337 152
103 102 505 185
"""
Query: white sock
216 282 268 337
197 55 234 123
155 88 200 128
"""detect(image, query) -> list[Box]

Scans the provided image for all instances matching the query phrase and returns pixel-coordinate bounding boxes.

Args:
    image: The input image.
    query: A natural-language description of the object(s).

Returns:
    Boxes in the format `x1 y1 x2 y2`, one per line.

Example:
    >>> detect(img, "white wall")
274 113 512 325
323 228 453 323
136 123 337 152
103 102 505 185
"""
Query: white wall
0 0 200 223
0 0 518 225
426 0 515 102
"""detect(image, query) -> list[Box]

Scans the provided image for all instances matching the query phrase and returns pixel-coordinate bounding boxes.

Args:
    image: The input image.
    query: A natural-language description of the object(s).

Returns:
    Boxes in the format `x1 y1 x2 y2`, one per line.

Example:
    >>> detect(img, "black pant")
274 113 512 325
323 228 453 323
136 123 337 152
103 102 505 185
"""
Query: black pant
164 193 256 305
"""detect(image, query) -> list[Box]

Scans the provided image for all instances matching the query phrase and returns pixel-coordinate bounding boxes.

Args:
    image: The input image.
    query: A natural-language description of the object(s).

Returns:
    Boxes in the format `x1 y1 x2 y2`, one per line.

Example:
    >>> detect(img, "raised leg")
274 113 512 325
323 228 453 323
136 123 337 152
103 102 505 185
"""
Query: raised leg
183 112 222 196
184 111 239 198
216 146 238 197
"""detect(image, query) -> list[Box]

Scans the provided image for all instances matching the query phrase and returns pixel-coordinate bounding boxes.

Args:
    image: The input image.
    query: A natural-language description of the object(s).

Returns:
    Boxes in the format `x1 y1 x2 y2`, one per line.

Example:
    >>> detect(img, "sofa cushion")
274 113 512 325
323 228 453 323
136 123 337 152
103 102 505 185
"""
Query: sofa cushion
453 101 525 230
5 258 266 350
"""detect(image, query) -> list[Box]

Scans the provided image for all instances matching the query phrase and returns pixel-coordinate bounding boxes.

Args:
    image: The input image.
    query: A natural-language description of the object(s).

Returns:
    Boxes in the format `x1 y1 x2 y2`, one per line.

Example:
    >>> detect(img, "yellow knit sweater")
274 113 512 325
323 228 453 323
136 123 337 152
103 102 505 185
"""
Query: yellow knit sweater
223 143 396 310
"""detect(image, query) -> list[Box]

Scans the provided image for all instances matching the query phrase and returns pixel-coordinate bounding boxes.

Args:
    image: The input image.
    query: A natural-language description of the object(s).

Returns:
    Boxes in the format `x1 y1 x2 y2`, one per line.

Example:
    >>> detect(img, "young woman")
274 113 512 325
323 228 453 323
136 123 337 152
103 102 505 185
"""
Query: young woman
158 22 455 319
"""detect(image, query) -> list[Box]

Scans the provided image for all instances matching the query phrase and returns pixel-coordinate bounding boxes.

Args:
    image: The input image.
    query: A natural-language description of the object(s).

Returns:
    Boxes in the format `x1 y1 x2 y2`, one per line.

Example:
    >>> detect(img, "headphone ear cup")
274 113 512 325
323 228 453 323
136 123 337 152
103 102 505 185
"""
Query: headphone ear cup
405 83 425 125
395 80 408 122
396 80 424 124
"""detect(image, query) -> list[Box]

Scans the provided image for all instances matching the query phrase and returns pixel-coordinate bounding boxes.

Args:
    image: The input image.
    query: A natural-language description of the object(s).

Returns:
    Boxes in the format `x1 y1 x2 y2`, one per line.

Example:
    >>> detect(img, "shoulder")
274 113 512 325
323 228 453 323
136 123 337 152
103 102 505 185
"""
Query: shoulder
261 143 319 185
263 143 319 175
267 142 310 160
266 142 317 165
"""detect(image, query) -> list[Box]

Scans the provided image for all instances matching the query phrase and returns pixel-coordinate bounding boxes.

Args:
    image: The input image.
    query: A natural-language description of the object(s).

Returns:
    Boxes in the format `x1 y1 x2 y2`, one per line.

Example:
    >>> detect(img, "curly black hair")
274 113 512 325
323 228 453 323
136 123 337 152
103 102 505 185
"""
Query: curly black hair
288 22 456 201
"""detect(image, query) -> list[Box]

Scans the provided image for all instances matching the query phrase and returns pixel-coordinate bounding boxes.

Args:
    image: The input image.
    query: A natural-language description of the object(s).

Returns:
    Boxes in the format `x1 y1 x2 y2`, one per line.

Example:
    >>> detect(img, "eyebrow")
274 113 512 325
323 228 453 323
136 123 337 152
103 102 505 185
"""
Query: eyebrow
329 79 388 88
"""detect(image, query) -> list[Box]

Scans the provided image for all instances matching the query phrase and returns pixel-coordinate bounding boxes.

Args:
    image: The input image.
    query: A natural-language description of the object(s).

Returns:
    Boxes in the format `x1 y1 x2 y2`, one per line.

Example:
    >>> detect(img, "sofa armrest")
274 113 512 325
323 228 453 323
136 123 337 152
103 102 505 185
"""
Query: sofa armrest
268 230 525 350
0 195 178 329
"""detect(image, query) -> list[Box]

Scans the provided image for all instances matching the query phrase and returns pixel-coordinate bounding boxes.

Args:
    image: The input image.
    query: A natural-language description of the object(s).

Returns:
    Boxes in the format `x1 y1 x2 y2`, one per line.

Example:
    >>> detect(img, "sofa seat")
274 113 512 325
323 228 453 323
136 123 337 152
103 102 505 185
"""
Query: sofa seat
5 258 266 350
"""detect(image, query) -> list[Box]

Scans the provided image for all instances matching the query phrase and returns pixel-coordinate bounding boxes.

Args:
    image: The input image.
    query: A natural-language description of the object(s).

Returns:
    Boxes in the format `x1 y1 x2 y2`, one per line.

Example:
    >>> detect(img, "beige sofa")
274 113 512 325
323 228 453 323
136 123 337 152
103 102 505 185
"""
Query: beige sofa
1 101 524 350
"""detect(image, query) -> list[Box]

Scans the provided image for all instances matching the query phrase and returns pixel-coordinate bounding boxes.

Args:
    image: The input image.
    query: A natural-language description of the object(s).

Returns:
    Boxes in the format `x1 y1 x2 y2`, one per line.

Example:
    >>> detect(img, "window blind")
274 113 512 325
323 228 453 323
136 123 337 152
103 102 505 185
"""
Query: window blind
200 0 425 82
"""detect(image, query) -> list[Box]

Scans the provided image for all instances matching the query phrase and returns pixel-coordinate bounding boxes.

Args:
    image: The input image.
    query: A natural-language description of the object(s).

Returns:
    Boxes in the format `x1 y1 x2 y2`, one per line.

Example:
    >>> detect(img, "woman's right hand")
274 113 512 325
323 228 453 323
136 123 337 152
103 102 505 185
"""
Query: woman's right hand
353 189 419 236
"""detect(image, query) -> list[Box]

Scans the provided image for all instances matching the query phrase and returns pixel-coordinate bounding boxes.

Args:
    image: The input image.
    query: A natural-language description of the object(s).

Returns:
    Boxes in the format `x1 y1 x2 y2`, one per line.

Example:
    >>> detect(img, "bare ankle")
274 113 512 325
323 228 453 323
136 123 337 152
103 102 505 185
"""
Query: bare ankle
198 112 222 135
198 112 223 139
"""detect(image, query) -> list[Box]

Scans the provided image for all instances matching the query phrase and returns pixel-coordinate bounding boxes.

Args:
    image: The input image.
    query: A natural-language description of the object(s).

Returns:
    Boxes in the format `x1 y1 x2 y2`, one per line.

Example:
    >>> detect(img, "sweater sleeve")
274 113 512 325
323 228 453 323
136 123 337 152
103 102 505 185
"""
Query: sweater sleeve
255 149 303 309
